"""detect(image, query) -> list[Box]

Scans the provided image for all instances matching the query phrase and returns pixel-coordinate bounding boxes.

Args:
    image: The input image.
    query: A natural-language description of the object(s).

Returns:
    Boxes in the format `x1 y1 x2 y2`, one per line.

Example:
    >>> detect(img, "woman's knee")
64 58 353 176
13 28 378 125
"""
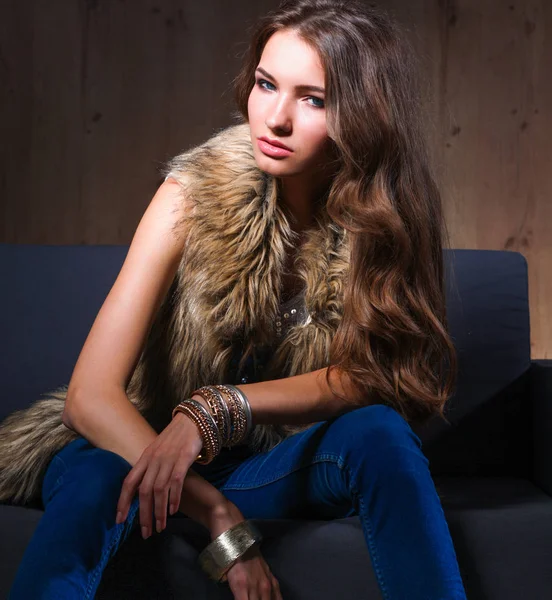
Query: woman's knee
45 439 133 515
324 403 422 455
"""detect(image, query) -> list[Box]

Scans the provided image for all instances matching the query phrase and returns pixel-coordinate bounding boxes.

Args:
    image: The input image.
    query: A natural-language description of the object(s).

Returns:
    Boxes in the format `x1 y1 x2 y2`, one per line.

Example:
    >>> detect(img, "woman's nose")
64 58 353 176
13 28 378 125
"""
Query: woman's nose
265 98 292 132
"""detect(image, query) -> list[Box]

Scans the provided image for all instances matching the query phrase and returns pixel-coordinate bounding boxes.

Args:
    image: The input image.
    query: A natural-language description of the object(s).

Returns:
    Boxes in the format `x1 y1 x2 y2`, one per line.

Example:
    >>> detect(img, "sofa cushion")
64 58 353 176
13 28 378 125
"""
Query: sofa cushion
4 475 551 600
414 250 532 478
434 475 552 600
0 244 129 421
442 249 531 423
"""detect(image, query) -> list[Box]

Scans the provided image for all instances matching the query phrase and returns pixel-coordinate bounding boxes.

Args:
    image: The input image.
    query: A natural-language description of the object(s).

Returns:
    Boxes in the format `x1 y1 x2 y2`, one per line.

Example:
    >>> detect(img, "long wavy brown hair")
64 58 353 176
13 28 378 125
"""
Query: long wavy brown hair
231 0 457 426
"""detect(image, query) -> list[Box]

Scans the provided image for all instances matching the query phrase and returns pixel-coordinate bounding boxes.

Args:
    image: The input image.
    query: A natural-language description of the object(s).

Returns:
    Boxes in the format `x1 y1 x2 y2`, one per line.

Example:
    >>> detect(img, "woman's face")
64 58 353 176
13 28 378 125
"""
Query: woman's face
248 29 333 178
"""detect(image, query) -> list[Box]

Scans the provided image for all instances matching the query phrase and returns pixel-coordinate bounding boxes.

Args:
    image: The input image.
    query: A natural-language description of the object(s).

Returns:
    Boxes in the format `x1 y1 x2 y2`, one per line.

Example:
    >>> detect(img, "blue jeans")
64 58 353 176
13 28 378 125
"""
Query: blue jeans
9 404 467 599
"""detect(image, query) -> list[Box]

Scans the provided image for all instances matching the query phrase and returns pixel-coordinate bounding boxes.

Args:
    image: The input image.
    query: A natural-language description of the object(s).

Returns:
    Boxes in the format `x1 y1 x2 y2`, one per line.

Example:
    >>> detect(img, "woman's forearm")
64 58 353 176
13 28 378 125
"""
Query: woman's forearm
62 385 159 466
234 365 362 425
62 386 233 530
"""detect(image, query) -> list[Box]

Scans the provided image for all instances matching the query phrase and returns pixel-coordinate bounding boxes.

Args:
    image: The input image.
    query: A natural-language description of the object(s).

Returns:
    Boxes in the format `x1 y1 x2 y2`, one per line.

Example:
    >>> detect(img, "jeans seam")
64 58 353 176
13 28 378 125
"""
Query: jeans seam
83 496 140 598
42 456 69 506
54 454 69 472
348 468 390 600
221 451 392 598
220 452 344 491
83 530 121 599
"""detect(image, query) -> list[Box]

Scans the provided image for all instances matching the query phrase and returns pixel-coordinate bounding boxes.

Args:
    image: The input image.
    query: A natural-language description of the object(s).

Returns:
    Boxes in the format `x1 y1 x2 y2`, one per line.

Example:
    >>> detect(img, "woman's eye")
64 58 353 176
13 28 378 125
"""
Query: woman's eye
257 78 275 91
256 79 325 109
308 97 325 109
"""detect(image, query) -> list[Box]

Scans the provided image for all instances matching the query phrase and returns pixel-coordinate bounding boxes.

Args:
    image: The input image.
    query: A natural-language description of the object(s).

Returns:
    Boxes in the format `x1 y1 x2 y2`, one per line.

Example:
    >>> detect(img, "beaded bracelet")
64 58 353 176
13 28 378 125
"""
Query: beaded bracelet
171 385 253 463
194 385 250 448
223 385 253 439
214 385 250 446
172 399 221 464
192 386 232 446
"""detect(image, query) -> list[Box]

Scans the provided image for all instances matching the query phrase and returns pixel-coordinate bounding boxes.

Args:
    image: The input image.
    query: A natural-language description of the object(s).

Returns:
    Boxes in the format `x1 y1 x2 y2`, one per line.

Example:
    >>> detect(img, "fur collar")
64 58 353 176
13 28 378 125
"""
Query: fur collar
0 122 350 507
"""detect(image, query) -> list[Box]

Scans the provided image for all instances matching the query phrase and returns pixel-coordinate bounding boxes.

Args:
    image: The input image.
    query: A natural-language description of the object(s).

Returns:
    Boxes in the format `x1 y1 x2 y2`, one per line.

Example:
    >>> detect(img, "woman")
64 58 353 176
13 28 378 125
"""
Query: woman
4 0 467 598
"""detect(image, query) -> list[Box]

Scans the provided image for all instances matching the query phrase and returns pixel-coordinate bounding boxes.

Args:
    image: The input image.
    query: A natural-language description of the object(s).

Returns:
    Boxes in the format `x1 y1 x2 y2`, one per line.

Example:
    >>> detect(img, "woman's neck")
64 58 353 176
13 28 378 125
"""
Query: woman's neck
276 172 332 234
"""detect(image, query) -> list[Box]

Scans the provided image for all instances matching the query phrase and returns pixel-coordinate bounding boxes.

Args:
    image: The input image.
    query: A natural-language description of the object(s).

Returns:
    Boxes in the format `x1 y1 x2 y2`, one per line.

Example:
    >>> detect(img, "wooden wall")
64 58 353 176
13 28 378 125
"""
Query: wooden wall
1 0 550 358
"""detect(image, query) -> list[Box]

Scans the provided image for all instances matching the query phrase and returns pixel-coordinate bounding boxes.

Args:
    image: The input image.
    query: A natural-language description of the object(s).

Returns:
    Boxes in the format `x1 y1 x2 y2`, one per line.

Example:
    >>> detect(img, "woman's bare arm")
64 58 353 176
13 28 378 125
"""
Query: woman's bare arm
234 365 364 425
61 176 234 528
62 176 188 459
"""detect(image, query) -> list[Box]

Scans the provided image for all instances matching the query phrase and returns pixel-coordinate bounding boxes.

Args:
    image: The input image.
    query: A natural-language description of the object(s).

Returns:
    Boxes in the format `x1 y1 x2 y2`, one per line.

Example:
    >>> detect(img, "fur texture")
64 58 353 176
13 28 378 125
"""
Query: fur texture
0 122 350 507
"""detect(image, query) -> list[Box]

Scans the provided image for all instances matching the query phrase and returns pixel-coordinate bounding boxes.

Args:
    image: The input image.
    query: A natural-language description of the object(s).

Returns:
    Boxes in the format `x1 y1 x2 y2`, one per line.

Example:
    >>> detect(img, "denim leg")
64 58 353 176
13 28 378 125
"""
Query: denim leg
218 404 467 600
9 437 140 600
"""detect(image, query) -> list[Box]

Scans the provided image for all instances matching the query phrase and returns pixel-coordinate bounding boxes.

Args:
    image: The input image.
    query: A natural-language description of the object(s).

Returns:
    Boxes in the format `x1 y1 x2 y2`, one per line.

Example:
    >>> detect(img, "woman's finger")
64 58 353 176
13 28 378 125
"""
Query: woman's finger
167 451 191 516
138 458 161 538
153 457 177 532
272 575 283 600
116 458 148 523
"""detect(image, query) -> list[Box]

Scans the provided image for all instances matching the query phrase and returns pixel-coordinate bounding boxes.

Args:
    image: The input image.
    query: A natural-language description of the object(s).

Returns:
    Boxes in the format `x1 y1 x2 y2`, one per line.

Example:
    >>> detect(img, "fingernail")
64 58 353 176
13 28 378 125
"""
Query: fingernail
156 520 162 533
116 511 122 524
142 526 149 539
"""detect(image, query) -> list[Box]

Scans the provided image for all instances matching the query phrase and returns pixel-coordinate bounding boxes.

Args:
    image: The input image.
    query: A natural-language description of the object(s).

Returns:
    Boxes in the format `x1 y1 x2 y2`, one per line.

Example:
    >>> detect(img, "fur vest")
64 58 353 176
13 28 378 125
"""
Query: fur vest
0 122 350 507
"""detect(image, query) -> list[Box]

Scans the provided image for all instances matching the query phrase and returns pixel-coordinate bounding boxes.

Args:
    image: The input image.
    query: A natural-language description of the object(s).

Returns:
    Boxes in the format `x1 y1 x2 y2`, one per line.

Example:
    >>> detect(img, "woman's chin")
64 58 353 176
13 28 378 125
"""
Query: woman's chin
254 154 298 177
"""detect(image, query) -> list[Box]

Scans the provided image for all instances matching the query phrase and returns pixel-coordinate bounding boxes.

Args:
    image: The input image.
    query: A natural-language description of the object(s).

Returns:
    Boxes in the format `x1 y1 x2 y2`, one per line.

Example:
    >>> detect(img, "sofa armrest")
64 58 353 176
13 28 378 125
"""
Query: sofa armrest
531 360 552 497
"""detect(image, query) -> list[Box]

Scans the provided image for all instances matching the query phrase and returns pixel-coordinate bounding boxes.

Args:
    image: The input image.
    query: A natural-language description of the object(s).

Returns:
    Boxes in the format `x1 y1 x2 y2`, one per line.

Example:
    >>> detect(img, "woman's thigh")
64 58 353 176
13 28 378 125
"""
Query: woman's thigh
208 404 423 521
41 435 141 545
10 437 141 600
43 437 134 508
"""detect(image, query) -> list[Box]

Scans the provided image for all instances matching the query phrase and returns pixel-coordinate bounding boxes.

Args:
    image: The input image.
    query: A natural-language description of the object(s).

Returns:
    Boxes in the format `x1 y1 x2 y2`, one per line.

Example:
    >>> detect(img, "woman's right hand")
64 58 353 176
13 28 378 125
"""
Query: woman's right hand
208 503 283 599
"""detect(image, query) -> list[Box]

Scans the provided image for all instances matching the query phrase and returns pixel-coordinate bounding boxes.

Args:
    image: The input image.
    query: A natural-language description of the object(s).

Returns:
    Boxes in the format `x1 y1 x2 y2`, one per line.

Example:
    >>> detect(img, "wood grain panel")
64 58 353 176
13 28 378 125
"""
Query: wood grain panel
1 0 550 357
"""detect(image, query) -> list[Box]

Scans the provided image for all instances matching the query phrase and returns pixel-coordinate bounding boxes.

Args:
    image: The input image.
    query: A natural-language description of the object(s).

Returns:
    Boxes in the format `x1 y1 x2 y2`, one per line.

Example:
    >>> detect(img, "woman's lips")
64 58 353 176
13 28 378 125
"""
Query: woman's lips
258 139 293 158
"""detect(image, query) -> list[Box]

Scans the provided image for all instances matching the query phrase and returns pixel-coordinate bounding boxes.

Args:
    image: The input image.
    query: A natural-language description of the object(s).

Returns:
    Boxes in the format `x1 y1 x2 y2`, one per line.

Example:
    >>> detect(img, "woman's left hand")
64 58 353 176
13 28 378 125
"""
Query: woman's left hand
115 405 205 539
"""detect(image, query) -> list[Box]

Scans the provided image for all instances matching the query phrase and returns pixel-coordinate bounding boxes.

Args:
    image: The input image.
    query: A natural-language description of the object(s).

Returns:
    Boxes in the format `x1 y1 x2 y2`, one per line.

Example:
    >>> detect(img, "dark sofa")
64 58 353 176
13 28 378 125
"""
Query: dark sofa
1 244 551 599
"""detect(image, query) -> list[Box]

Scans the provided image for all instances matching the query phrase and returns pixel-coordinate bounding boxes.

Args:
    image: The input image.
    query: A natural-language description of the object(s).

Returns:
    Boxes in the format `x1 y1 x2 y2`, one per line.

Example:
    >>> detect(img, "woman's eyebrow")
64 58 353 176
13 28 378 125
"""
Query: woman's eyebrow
255 67 325 93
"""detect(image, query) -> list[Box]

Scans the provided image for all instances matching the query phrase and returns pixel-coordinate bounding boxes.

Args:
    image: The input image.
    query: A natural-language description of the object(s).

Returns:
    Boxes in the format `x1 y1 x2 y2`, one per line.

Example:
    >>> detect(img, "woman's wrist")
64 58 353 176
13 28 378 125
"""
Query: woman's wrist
207 501 246 541
171 405 239 531
171 410 204 458
172 385 253 465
